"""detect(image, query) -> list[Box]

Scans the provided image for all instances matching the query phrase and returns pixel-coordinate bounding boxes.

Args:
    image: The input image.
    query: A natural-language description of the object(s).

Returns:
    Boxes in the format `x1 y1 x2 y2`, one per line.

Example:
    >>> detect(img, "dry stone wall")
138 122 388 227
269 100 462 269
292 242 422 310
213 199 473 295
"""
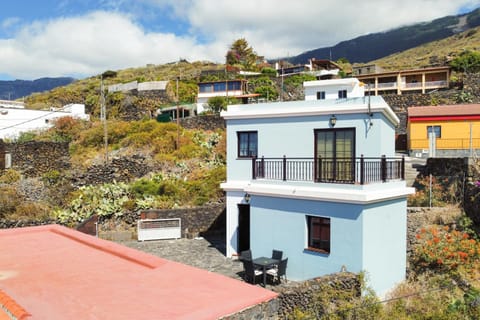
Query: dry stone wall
464 73 480 102
275 272 360 318
98 203 226 240
6 141 70 177
179 114 225 131
71 155 154 186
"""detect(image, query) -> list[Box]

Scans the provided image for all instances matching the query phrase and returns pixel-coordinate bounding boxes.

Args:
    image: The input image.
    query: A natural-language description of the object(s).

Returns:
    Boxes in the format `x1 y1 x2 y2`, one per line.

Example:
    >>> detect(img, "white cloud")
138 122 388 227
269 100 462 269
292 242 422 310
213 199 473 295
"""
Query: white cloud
0 0 479 79
2 17 21 30
0 11 216 79
172 0 480 59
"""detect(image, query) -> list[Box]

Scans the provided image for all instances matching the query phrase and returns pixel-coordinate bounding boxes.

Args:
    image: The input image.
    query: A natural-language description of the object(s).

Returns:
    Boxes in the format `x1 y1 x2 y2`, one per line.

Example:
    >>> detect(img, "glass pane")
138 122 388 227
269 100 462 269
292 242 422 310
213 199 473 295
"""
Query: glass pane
248 132 257 156
213 82 226 92
239 134 248 157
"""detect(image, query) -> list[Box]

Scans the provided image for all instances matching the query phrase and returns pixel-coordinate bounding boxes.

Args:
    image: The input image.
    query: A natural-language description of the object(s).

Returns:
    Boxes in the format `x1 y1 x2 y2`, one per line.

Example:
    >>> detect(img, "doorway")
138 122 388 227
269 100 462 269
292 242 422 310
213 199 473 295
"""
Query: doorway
237 204 250 253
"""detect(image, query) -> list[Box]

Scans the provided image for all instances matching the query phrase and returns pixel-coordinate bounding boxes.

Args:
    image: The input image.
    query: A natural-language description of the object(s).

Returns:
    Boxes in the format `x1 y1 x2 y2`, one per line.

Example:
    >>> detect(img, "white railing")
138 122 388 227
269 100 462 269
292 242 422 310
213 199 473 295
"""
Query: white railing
404 82 423 88
377 82 397 89
425 80 447 87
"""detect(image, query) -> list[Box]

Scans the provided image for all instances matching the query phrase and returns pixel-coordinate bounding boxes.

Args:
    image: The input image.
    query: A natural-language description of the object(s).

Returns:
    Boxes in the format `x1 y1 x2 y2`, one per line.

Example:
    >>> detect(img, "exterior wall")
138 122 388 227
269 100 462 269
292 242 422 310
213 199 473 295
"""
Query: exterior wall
250 195 407 296
362 199 407 296
408 120 480 153
225 191 247 257
197 90 244 114
222 97 411 295
250 196 363 280
0 105 89 139
304 79 364 101
225 108 396 182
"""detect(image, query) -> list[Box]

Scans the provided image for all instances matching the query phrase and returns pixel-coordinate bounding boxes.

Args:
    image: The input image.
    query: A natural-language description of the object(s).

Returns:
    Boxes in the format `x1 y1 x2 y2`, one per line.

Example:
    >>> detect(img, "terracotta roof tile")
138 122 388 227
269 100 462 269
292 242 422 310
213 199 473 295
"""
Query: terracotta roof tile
0 290 30 319
407 104 480 117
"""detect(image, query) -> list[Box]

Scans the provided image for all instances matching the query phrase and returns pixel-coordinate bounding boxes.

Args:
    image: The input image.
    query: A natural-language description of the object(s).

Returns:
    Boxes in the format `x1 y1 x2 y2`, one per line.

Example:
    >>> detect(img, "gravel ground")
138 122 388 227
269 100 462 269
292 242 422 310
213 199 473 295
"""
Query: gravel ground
118 235 294 291
119 236 244 281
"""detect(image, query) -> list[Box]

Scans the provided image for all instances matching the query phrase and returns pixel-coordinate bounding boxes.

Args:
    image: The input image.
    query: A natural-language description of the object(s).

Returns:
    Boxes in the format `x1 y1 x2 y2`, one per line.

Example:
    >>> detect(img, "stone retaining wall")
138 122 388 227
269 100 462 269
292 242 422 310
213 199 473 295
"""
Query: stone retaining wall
7 141 70 177
464 73 480 102
180 114 225 131
222 299 280 320
425 157 471 176
98 203 225 240
275 272 360 318
71 155 155 187
0 219 58 229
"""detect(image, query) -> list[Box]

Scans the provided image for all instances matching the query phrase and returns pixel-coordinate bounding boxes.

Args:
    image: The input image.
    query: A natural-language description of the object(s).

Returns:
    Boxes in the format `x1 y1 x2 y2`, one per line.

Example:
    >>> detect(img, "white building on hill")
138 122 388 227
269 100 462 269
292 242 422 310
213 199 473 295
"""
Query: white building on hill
0 103 89 140
304 78 365 101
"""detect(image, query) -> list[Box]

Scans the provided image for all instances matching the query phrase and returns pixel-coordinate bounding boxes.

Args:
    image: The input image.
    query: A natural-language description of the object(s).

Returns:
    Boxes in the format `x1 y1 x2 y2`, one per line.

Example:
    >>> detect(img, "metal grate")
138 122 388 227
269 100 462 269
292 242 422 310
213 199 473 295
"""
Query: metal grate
137 218 181 241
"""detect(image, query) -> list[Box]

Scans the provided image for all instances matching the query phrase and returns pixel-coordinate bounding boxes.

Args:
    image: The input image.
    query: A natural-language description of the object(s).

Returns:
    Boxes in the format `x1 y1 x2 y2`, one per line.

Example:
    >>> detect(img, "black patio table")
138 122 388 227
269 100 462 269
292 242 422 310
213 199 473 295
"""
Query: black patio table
252 257 279 286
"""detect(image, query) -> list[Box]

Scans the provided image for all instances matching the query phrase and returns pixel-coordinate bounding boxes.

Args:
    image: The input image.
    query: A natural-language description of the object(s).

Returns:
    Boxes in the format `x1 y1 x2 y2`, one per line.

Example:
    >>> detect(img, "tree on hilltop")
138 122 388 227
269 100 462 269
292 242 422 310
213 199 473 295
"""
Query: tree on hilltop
226 38 259 71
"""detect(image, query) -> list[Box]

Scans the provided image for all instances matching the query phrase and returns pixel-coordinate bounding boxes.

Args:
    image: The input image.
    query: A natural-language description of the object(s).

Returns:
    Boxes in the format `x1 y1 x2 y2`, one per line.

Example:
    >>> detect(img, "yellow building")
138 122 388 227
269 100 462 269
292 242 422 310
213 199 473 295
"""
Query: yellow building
407 104 480 158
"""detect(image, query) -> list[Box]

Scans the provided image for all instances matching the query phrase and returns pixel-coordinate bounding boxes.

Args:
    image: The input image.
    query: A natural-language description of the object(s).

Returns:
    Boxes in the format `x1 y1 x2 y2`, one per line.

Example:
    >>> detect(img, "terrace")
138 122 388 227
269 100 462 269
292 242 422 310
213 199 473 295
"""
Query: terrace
252 155 405 185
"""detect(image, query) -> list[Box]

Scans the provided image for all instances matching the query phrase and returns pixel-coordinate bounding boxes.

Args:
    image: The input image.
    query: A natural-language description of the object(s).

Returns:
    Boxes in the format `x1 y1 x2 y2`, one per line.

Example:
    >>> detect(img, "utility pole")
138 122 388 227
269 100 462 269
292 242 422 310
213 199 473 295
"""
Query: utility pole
176 77 180 150
100 70 117 164
280 66 284 102
100 74 108 164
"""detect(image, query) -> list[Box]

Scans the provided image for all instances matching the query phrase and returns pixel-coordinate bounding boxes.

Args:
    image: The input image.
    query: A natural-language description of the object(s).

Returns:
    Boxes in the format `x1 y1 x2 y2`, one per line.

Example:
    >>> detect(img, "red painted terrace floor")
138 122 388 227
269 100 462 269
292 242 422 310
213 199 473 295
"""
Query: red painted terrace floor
0 225 277 319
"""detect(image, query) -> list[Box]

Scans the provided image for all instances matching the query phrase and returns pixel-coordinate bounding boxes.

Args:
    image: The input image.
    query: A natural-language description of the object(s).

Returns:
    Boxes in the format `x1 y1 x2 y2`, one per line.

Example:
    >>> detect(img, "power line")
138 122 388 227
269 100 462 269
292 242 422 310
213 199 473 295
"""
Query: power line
0 106 71 132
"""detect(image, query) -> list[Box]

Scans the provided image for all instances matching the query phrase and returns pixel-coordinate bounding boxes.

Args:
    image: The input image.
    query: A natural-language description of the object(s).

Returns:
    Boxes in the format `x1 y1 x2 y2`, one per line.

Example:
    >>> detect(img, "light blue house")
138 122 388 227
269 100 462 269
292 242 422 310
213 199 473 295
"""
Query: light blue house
220 96 414 296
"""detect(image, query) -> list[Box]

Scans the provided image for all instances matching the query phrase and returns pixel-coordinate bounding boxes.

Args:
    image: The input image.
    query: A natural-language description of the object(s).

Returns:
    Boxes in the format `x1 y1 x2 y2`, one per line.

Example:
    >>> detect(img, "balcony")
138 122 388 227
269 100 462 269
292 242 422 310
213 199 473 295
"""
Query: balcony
252 155 405 185
377 82 397 89
425 80 447 88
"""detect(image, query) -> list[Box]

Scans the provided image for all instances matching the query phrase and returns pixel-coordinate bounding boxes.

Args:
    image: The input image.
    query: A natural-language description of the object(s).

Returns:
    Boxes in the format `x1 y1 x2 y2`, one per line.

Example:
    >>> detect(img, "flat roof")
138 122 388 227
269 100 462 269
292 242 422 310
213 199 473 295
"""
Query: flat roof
221 96 399 126
0 225 277 319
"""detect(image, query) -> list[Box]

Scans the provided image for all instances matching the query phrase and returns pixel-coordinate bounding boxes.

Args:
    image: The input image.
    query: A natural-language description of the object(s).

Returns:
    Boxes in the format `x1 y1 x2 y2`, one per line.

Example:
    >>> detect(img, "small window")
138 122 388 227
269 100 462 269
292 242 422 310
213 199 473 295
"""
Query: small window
316 91 326 100
237 131 258 158
307 216 330 253
427 125 441 138
338 90 347 99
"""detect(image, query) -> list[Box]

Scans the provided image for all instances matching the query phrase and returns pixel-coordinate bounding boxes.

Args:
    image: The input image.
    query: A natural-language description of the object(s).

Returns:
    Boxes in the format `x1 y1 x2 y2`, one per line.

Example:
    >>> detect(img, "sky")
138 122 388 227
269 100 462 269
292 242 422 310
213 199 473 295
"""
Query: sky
0 0 479 81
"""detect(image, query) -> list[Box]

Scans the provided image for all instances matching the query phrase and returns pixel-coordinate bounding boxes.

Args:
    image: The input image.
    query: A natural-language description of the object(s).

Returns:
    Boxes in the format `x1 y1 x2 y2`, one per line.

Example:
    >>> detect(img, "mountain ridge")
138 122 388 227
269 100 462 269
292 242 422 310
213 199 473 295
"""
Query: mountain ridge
286 7 480 65
0 77 75 101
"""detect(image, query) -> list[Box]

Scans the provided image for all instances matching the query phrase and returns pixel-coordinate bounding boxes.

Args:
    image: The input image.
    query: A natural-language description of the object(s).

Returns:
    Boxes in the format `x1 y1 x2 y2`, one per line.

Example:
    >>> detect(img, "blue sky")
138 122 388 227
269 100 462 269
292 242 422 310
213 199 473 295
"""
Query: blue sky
0 0 479 80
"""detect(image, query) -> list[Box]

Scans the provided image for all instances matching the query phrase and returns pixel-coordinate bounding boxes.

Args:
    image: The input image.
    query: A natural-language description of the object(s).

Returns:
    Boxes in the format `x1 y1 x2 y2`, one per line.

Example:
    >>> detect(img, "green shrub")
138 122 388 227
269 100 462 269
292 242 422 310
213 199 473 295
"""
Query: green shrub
413 225 480 273
0 169 21 184
283 74 316 87
55 181 133 225
16 131 37 143
12 201 54 220
0 186 22 218
131 178 163 196
41 170 62 186
261 67 277 77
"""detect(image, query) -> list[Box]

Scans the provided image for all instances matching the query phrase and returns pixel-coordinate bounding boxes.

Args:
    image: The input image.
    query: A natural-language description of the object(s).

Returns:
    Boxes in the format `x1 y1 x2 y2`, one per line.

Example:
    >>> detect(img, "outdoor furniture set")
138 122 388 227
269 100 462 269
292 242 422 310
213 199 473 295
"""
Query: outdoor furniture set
240 249 288 286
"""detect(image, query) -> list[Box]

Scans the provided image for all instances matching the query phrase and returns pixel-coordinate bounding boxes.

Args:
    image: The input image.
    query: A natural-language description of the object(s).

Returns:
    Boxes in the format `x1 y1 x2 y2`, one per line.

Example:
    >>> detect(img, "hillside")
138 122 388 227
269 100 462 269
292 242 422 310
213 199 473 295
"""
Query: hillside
288 7 480 64
0 77 75 100
368 25 480 71
23 60 225 115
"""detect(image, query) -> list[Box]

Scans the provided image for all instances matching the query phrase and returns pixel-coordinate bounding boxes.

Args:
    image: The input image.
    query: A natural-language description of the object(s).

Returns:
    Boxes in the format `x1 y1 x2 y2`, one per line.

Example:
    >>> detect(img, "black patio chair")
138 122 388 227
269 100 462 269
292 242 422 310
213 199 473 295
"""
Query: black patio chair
239 249 252 261
266 258 288 284
241 259 263 284
271 249 283 261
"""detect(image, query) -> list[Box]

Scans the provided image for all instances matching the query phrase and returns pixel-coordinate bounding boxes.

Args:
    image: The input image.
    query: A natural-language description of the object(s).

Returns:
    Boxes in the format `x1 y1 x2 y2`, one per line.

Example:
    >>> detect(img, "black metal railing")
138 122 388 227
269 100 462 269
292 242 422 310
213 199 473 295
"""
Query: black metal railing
252 155 405 185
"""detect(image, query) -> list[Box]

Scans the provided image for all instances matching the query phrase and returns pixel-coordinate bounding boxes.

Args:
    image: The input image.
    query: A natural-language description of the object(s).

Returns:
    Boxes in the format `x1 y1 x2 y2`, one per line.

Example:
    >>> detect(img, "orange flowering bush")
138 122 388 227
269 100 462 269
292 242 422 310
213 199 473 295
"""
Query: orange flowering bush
413 225 480 272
